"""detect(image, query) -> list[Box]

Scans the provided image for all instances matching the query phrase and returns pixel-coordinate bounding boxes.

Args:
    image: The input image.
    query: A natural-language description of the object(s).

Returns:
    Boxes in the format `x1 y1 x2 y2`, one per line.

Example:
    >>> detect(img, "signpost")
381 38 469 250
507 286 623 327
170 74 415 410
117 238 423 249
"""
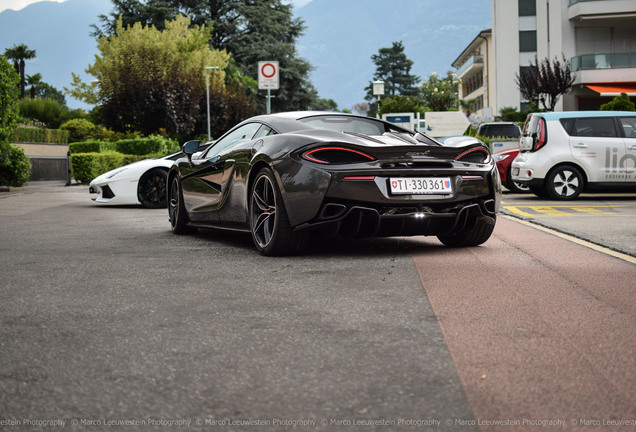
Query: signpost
258 61 279 114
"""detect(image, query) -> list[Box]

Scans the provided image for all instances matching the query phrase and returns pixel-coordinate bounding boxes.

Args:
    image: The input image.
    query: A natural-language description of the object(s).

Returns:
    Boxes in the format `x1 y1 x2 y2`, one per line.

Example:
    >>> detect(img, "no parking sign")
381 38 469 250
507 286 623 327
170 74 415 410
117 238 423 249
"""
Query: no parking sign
258 61 279 90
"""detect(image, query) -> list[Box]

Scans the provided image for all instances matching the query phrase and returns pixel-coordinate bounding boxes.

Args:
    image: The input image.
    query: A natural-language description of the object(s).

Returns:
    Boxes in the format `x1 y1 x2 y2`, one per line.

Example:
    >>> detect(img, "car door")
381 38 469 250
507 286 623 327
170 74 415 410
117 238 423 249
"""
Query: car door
568 116 624 183
618 116 636 184
181 122 263 221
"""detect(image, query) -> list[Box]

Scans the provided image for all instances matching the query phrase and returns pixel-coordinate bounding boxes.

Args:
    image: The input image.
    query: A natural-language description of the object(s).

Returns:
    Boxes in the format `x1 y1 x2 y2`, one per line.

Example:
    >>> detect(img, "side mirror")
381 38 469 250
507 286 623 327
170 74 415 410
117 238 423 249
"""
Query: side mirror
182 140 200 155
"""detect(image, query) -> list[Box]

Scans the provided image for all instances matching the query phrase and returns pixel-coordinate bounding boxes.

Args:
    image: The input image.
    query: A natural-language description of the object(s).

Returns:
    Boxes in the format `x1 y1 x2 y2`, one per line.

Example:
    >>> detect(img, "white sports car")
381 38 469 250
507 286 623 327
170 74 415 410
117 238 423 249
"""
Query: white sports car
89 144 212 208
88 154 177 208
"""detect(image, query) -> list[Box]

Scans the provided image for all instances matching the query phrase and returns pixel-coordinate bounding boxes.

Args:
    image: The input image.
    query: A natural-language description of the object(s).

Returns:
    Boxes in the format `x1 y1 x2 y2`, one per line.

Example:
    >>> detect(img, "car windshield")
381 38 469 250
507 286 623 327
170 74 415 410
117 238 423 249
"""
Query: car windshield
298 115 387 135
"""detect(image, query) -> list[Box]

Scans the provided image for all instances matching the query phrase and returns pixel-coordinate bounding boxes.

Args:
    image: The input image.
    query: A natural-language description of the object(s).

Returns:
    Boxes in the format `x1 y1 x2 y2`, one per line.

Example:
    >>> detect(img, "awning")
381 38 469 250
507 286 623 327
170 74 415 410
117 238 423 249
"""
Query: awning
585 83 636 97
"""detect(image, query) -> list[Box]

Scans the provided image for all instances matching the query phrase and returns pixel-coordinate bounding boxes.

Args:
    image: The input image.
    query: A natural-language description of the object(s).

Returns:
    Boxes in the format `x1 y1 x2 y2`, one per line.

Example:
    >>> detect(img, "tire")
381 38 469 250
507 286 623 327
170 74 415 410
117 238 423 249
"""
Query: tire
438 215 496 247
249 168 307 256
168 176 196 235
138 168 168 208
529 185 549 198
505 167 530 193
545 165 584 200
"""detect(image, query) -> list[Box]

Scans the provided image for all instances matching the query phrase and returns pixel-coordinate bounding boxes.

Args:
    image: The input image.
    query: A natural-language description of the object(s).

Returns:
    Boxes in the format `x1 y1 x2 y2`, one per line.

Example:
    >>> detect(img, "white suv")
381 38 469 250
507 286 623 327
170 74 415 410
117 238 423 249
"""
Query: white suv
511 111 636 199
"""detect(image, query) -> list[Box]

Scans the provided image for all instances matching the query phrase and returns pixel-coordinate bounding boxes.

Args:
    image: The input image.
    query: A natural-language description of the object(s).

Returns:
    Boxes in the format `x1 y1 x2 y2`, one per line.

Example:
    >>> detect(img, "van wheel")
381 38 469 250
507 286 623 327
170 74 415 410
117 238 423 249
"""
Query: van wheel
546 165 584 200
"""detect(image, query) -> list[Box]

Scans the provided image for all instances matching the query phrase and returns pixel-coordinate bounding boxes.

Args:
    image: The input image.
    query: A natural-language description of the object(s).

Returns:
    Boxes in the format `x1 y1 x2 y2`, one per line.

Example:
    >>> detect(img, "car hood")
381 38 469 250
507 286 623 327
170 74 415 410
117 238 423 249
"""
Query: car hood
90 157 173 185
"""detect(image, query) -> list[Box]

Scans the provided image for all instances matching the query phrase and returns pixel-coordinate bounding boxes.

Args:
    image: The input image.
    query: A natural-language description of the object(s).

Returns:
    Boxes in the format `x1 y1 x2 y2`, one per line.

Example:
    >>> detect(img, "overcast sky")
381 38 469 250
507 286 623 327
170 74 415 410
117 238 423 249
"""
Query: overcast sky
0 0 311 14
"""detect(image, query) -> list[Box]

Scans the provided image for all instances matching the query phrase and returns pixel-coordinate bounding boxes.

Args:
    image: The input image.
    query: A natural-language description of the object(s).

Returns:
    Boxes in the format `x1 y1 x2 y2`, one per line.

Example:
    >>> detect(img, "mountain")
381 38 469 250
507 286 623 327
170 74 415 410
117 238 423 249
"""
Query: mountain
296 0 491 110
0 0 111 109
0 0 491 111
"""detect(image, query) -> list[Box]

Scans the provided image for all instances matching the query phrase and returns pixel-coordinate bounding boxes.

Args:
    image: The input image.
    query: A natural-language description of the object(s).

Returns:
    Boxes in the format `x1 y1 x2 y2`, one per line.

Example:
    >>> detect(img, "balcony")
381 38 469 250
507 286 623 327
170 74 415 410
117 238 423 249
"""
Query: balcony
455 54 483 79
568 0 636 20
571 52 636 70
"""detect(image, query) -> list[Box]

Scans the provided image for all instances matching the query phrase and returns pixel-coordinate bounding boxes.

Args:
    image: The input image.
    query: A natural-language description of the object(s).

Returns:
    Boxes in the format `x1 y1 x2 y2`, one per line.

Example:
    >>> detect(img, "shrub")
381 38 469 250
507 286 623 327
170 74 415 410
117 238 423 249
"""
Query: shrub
18 98 69 129
60 118 98 142
600 93 636 111
12 127 70 144
115 135 178 155
70 151 125 183
0 142 31 187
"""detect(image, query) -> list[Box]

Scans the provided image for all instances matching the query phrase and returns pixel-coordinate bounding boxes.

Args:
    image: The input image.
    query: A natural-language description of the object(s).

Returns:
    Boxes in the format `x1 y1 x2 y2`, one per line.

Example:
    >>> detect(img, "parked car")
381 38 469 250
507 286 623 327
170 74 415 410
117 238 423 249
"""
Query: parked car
477 122 522 153
493 148 528 193
512 111 636 199
168 111 501 255
89 145 210 208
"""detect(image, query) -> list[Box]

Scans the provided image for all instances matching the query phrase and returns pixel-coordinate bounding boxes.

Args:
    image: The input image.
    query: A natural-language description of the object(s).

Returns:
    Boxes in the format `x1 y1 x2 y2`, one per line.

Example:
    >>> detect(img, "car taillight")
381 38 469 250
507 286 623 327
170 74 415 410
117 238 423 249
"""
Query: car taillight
534 118 547 151
455 147 491 164
302 147 376 165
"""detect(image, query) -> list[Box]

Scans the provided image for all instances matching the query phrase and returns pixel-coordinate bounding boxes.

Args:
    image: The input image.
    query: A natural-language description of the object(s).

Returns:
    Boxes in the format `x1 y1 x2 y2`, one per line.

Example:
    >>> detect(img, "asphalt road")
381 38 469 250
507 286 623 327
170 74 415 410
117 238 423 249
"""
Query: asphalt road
1 183 635 431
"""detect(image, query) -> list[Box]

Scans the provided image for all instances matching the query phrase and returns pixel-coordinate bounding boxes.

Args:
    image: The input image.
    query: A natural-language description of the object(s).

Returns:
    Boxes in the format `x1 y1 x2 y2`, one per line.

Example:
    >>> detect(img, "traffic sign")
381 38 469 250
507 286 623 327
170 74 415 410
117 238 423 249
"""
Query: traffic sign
258 61 279 90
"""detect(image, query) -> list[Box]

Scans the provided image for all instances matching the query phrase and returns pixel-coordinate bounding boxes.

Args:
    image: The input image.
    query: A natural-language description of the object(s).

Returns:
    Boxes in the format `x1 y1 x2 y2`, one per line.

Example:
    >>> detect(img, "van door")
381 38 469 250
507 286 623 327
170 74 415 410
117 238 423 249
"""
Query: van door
569 117 625 183
618 116 636 184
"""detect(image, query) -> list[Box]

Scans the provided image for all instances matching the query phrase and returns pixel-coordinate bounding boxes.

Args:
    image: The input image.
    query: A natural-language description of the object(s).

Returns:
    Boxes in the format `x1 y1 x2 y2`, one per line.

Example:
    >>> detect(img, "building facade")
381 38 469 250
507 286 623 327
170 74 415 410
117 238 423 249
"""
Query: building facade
452 30 494 120
456 0 636 117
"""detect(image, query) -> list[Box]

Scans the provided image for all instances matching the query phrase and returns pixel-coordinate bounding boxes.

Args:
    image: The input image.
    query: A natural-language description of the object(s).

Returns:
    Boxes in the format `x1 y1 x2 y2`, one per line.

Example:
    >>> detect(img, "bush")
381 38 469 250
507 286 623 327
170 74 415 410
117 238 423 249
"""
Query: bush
12 127 70 144
115 135 178 155
70 151 164 183
18 98 69 129
60 118 98 142
70 151 125 183
0 142 31 187
600 93 636 111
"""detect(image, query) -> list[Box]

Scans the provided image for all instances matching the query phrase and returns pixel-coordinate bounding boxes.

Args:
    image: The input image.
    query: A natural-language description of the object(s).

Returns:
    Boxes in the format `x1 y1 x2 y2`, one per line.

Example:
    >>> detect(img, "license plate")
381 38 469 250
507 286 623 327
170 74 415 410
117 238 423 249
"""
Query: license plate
389 177 452 195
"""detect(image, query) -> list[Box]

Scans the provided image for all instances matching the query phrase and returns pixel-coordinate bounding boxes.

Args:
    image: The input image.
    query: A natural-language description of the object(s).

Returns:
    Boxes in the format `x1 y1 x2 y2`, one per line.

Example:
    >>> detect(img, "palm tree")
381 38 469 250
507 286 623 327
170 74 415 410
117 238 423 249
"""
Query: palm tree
4 44 37 99
26 73 42 99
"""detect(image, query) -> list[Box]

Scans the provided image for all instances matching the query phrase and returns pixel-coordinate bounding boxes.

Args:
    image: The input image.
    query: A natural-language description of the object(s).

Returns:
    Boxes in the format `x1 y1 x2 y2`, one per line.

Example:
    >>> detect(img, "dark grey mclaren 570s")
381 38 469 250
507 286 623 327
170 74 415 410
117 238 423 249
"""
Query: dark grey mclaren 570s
167 111 501 256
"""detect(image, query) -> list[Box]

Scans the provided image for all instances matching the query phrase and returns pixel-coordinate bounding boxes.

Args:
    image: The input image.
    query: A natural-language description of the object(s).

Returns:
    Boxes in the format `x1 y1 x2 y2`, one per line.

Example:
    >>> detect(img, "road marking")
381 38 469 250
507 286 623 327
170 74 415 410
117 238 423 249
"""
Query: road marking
502 215 636 265
501 203 636 218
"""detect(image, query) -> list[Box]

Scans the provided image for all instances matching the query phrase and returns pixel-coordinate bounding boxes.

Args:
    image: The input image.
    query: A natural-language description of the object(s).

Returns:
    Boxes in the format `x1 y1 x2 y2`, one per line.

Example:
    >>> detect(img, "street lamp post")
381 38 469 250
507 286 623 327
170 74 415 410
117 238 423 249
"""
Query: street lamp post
205 66 219 142
372 80 385 118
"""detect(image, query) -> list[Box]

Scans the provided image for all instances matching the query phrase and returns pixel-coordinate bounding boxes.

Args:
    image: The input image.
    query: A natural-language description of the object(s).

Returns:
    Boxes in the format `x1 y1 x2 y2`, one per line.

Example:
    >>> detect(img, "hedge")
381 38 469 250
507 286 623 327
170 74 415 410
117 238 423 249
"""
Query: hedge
69 135 180 183
70 151 168 183
12 127 70 144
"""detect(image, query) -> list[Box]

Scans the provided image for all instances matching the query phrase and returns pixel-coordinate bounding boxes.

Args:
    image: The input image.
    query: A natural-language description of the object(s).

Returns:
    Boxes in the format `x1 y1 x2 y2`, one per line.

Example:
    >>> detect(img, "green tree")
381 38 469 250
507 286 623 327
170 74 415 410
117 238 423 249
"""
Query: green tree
419 72 459 111
0 55 20 142
26 73 42 99
365 41 420 102
71 15 231 137
32 81 67 105
600 93 636 111
515 55 576 111
93 0 317 113
0 55 30 187
377 95 425 116
4 44 36 99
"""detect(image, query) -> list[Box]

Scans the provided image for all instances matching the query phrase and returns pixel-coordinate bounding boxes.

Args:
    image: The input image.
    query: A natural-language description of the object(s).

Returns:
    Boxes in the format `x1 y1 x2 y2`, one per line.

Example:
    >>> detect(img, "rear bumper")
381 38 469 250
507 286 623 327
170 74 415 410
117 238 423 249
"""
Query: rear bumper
296 198 497 238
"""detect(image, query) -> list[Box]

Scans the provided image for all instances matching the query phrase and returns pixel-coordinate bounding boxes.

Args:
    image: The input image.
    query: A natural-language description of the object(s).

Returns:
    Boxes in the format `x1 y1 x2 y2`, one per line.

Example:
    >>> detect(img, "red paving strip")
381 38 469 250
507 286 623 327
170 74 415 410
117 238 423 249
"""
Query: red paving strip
411 217 636 431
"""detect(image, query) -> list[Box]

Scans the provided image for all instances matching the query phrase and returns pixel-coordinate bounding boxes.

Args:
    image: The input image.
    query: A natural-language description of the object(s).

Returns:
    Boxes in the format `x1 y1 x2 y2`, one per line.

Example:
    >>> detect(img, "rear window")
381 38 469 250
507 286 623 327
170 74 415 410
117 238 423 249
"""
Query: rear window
477 124 521 138
298 115 387 135
569 117 618 137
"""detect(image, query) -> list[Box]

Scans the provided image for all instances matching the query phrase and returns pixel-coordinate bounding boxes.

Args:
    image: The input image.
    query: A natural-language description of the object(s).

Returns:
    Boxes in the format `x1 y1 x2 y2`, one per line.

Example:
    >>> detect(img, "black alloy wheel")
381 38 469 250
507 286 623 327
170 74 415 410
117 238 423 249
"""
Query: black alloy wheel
250 168 306 256
138 168 168 208
168 176 195 234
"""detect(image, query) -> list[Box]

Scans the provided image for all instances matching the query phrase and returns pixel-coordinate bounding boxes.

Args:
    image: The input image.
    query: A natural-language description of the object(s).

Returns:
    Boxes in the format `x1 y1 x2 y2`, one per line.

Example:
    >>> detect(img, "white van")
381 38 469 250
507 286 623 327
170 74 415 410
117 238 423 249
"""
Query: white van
511 111 636 199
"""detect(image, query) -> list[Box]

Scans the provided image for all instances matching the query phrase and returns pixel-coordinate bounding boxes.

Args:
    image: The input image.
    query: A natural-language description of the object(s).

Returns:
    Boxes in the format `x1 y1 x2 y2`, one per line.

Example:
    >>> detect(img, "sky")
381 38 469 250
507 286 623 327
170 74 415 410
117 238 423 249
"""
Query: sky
0 0 311 13
0 0 65 13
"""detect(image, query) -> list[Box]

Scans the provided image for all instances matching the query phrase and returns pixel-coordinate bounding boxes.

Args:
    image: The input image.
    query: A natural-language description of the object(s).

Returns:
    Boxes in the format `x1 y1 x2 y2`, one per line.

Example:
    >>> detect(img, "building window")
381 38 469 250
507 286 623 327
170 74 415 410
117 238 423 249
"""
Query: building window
519 31 537 52
518 0 536 17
